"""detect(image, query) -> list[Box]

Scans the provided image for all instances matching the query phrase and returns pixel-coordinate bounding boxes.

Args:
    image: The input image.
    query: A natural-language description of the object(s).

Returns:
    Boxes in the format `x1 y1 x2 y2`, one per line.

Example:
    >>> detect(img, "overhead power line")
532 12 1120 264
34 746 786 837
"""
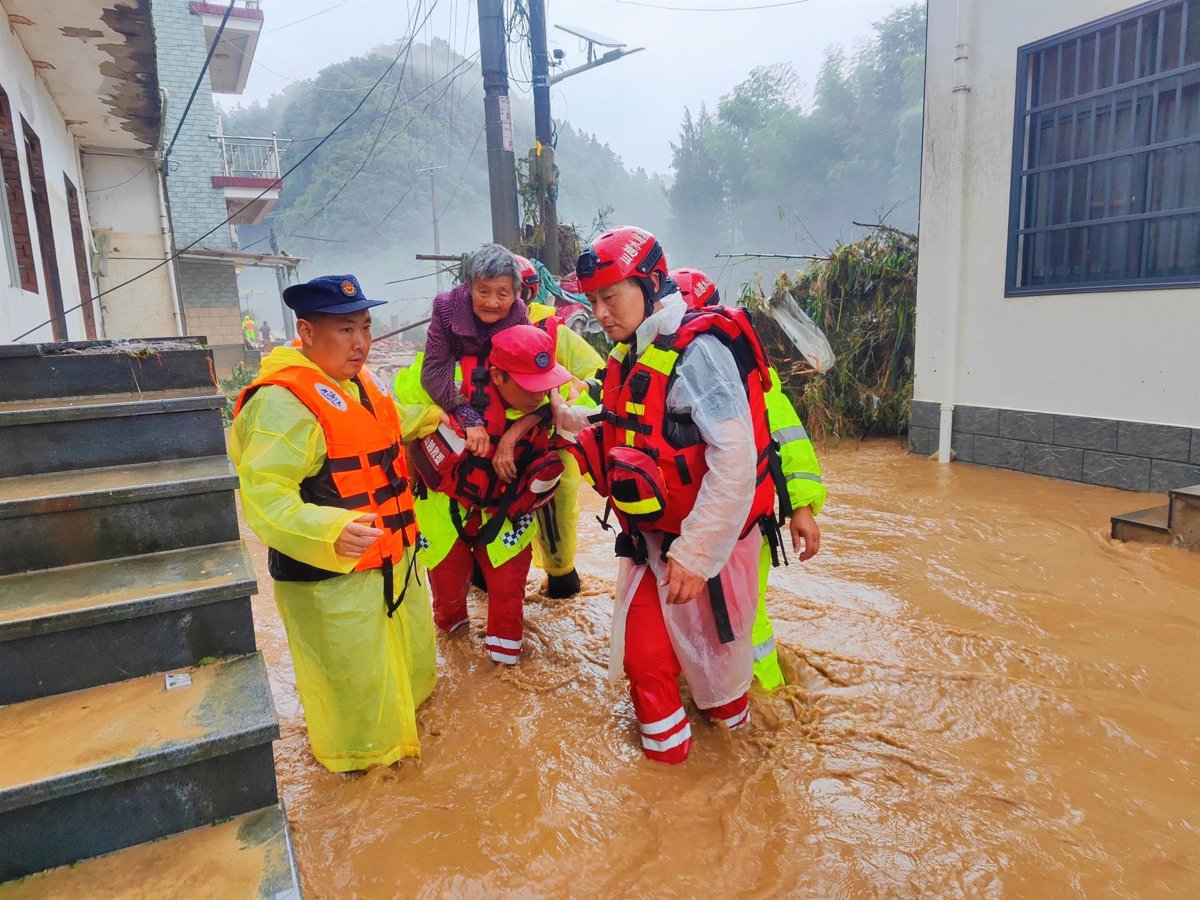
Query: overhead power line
165 0 236 161
265 0 348 33
714 252 827 260
84 164 149 194
385 267 457 285
296 47 480 229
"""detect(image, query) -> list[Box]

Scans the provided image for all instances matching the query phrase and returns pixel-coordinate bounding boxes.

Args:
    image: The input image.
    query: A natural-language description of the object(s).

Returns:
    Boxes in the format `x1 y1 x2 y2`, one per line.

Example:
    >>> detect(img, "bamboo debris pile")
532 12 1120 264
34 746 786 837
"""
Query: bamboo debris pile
744 225 918 441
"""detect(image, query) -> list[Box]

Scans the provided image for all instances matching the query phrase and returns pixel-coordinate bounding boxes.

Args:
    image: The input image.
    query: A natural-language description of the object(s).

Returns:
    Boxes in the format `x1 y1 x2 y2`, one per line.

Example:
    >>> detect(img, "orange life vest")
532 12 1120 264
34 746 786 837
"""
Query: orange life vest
234 364 418 615
598 306 779 539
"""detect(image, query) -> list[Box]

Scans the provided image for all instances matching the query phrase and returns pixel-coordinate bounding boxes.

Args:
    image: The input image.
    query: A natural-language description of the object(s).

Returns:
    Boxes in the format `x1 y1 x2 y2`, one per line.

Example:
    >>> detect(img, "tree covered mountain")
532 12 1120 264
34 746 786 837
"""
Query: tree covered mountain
222 39 667 288
224 4 925 301
667 4 926 267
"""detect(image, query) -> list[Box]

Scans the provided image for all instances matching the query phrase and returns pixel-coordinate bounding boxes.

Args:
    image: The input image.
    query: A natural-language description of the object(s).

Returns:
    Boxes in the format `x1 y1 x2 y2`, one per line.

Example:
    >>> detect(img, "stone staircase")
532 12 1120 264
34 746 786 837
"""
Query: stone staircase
1111 485 1200 552
0 339 300 897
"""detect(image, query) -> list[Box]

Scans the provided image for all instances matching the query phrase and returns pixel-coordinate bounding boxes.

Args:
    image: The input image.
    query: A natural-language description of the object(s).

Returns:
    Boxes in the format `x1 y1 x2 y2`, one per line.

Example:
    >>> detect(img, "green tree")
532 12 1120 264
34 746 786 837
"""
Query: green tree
668 106 730 259
666 3 926 263
222 39 667 280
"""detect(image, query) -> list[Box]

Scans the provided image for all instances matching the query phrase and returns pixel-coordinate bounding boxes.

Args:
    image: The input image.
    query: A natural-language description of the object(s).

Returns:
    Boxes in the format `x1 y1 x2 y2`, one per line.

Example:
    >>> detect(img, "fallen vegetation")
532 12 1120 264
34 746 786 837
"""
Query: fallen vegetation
744 225 917 442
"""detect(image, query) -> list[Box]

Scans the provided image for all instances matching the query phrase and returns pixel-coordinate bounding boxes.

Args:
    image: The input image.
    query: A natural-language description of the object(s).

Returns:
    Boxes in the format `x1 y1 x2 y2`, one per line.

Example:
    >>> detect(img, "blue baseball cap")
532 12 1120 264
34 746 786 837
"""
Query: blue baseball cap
282 274 386 317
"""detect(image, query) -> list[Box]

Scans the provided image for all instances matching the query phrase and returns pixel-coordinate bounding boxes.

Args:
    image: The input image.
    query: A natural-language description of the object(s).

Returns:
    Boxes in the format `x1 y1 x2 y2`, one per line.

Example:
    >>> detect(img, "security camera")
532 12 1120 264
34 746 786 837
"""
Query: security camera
552 48 564 61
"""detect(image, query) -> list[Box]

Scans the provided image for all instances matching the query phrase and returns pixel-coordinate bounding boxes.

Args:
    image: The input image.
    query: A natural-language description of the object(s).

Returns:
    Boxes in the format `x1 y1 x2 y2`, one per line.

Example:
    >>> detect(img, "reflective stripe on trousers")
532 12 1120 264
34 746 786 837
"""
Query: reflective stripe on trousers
753 635 777 661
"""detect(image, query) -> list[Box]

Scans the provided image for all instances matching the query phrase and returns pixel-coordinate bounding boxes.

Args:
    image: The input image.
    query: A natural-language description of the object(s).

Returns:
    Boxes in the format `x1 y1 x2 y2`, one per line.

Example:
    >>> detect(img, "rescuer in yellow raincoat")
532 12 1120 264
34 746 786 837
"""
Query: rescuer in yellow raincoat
509 255 607 597
229 274 436 773
242 313 257 348
526 297 604 597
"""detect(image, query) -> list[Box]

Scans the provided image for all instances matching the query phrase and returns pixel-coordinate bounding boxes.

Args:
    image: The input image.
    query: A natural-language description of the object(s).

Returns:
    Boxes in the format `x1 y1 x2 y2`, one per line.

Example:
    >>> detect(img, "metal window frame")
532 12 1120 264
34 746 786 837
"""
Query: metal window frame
0 163 19 289
0 85 24 291
1005 0 1200 296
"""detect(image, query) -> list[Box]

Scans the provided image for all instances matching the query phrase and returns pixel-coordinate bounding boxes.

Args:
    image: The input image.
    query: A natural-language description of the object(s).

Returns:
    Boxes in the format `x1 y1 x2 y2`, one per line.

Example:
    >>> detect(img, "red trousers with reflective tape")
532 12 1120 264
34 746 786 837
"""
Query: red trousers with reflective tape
428 528 532 665
624 568 750 764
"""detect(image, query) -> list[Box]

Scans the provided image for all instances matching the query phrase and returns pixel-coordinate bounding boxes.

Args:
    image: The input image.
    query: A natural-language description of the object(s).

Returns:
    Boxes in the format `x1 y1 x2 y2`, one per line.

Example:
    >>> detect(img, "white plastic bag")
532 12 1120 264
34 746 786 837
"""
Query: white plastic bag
608 530 759 710
768 291 836 373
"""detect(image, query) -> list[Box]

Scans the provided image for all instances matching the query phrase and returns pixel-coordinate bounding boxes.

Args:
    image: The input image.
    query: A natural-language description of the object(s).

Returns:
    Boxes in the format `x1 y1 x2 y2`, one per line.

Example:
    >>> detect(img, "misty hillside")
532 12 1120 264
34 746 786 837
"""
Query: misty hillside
225 4 924 313
666 3 926 271
222 38 667 295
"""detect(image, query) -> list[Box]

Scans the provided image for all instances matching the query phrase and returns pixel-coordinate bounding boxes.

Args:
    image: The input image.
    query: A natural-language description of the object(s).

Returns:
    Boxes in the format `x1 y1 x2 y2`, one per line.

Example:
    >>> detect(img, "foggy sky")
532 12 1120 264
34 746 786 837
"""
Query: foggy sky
234 0 913 175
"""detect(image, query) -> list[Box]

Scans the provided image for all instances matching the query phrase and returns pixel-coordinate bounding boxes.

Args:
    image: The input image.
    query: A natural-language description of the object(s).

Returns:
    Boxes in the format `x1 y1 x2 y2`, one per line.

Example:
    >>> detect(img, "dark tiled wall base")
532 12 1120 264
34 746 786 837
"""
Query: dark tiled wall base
908 401 1200 493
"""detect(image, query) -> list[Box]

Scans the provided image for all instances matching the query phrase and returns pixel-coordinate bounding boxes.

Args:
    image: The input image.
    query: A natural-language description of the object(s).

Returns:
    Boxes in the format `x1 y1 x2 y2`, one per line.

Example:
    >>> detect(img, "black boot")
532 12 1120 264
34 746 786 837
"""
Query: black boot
545 569 581 599
470 559 487 592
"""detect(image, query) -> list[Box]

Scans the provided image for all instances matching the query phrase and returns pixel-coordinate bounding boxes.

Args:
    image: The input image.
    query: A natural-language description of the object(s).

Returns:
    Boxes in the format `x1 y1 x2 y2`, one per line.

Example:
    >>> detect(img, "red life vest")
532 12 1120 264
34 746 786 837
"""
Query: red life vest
234 364 417 614
450 355 556 508
598 306 779 539
406 354 565 546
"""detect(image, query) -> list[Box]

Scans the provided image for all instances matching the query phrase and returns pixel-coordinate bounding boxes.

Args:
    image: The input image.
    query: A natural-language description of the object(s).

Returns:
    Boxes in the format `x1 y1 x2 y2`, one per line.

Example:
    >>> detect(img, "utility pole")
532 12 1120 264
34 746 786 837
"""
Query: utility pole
477 0 519 247
526 22 644 273
527 0 559 274
416 164 449 292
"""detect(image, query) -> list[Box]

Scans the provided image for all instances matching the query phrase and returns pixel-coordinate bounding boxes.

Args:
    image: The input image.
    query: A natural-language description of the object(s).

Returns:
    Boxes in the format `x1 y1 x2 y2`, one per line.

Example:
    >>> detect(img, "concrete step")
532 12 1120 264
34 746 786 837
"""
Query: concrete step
0 339 216 403
0 389 227 478
0 456 239 576
0 804 300 899
0 654 280 882
1110 504 1174 546
1168 484 1200 550
0 543 258 704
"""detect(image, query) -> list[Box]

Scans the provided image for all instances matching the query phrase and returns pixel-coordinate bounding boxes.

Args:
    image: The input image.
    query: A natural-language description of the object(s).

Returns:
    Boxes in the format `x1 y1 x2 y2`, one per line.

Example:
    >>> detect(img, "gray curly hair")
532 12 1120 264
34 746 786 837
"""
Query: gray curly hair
464 243 520 292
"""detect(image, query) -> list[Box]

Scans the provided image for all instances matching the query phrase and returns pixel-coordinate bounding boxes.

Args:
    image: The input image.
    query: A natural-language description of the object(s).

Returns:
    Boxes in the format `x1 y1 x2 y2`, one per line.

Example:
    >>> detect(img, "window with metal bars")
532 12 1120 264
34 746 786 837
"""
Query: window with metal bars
1007 0 1200 294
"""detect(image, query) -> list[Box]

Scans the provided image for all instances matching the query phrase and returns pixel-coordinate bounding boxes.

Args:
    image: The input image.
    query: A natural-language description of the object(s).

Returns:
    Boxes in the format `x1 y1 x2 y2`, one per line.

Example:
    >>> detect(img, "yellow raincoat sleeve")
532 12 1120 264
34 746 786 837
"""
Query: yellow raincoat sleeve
765 366 827 517
228 386 362 573
555 325 604 381
393 352 444 440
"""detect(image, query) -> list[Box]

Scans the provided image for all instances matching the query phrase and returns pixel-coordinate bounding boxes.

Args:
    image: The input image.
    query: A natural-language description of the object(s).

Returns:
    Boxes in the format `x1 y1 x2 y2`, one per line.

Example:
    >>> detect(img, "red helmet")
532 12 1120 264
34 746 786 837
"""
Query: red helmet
671 268 720 311
575 227 671 307
513 254 541 302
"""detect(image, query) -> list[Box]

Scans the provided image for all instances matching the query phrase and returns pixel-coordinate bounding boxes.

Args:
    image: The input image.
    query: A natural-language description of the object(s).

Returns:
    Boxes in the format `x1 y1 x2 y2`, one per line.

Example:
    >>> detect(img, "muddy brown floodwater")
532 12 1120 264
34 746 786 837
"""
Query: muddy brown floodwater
241 439 1200 898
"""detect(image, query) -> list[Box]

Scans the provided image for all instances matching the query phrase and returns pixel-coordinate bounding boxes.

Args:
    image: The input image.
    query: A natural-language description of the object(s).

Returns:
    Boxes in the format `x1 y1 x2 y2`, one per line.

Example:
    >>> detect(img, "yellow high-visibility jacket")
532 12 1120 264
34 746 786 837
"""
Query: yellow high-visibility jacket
527 302 605 576
754 366 826 690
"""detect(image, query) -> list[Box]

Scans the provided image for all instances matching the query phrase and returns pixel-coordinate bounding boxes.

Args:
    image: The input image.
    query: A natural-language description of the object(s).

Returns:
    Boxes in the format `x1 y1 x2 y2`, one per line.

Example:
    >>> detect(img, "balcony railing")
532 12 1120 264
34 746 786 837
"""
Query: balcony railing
192 0 261 14
213 126 291 181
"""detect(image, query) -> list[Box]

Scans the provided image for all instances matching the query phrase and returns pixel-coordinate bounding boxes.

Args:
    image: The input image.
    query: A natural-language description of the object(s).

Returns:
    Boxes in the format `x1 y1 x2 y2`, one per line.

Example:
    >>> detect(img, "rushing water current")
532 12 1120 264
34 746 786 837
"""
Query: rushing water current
243 439 1200 898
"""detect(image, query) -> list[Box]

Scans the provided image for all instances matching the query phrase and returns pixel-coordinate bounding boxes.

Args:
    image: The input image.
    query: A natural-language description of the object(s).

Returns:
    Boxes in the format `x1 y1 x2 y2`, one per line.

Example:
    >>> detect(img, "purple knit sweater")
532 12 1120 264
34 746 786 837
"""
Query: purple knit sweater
421 282 529 427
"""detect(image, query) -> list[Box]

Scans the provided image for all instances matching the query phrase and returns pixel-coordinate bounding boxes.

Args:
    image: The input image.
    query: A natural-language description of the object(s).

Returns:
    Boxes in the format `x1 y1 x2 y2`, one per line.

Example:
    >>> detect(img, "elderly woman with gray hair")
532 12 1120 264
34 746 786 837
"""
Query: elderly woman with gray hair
421 243 529 456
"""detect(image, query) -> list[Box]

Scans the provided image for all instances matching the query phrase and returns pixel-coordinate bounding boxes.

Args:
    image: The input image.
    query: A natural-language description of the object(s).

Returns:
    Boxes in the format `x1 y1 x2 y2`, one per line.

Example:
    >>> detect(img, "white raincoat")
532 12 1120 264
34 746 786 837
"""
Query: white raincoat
560 293 760 707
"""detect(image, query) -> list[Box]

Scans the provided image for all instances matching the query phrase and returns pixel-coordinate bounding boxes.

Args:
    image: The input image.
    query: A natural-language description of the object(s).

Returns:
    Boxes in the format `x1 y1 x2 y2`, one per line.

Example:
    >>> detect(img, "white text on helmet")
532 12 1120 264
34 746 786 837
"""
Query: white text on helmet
618 230 651 268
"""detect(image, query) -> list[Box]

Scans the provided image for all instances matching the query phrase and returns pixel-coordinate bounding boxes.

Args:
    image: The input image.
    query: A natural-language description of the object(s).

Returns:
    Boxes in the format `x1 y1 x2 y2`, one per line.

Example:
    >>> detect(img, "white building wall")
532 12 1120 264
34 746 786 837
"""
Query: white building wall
0 22 93 344
914 0 1200 429
81 152 179 338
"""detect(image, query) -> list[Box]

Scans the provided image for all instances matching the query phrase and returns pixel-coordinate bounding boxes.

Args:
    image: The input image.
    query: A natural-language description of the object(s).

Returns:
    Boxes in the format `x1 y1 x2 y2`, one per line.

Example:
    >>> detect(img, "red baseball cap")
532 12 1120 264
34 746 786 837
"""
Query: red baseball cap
490 324 571 393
